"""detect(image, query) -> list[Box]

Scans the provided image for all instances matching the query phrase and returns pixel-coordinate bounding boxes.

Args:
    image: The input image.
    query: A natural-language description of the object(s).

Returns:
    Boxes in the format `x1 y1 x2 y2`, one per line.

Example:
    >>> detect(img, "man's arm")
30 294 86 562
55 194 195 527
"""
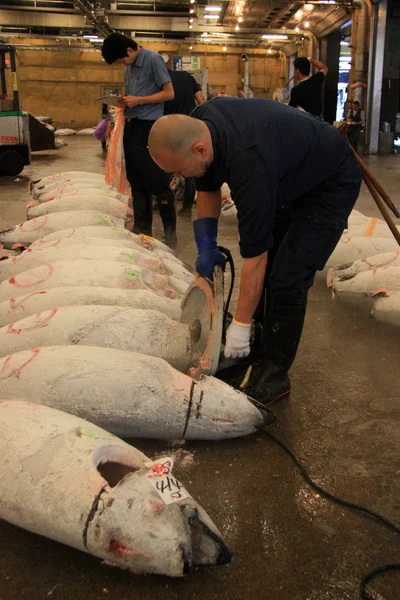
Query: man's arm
235 253 268 323
123 82 174 108
309 57 328 76
196 189 222 218
195 90 206 105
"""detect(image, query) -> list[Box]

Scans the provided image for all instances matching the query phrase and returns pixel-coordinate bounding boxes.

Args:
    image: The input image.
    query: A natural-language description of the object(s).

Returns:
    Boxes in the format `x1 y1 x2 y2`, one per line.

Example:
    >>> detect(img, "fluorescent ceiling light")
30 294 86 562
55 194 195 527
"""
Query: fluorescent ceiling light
205 14 220 19
262 34 288 40
205 5 222 11
340 40 349 45
201 32 209 37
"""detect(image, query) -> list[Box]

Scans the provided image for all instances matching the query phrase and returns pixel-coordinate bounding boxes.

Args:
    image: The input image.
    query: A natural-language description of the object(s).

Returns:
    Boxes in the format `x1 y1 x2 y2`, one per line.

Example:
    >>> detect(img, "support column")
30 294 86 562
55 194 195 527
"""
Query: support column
366 0 388 154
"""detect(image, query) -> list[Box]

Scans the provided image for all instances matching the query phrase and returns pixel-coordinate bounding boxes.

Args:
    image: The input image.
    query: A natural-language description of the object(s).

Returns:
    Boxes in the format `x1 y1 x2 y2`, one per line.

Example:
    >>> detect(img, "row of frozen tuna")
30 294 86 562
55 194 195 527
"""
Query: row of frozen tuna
0 170 268 576
325 209 400 328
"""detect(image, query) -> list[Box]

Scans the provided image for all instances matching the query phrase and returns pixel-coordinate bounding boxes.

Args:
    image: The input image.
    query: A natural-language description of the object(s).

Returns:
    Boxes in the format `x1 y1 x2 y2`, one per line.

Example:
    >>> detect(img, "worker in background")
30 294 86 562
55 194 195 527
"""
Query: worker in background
148 98 362 406
346 100 365 153
289 56 328 118
101 33 177 249
164 68 205 216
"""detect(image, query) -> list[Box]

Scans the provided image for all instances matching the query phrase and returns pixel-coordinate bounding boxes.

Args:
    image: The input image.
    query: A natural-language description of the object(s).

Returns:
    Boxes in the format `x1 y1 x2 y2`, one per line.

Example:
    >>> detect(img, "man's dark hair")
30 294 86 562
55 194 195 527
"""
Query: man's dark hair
102 33 138 64
353 100 360 107
294 57 310 77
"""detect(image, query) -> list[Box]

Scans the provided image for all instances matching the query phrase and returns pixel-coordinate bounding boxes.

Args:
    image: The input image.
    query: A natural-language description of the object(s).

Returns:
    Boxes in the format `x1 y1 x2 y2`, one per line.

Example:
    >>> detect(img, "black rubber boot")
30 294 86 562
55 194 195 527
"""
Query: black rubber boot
244 291 308 406
157 193 177 250
132 190 153 236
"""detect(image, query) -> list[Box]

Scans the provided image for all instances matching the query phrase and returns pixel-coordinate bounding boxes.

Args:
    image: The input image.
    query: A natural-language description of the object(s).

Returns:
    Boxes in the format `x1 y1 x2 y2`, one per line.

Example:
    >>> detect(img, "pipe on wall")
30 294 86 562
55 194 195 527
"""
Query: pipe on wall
354 0 369 98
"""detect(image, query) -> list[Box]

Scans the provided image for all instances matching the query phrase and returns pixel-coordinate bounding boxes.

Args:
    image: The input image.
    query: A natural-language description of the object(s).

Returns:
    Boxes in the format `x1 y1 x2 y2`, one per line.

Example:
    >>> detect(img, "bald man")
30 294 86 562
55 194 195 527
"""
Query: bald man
148 98 362 406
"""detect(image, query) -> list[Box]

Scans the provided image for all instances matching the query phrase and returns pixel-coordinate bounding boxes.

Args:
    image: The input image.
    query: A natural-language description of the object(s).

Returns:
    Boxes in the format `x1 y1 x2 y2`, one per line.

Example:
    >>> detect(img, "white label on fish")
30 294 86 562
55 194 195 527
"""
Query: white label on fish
145 457 190 504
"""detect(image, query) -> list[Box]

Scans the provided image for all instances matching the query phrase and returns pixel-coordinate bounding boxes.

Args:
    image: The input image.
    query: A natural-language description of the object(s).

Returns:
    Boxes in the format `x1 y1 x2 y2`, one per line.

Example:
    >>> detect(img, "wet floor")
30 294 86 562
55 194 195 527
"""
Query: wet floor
0 138 399 600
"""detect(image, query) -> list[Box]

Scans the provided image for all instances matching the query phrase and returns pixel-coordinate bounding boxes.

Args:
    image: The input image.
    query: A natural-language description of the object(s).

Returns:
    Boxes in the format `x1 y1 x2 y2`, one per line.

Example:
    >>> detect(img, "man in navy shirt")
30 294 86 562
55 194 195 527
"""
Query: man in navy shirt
164 69 205 216
102 33 177 249
148 98 362 406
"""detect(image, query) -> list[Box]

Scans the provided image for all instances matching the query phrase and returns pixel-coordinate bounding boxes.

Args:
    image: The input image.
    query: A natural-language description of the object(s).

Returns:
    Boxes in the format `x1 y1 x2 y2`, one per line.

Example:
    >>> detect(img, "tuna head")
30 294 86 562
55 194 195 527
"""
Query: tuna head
87 465 232 577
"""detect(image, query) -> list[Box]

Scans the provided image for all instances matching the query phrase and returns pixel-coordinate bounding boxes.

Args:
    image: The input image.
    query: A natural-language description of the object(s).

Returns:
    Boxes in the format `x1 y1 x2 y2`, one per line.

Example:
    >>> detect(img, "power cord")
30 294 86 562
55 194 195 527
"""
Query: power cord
262 429 400 599
215 249 399 595
217 245 235 343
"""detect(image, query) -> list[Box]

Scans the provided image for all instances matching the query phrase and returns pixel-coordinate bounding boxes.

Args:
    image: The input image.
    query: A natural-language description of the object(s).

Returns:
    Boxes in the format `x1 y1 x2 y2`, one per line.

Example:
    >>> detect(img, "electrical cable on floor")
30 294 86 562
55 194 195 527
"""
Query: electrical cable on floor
262 429 400 599
217 249 399 596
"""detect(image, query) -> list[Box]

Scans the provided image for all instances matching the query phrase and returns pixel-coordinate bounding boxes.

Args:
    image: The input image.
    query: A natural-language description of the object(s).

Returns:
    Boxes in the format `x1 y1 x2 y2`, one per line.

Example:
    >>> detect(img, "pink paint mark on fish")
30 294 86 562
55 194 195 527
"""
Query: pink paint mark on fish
6 308 58 335
19 215 51 233
8 291 47 312
8 264 54 289
211 418 234 424
0 347 41 380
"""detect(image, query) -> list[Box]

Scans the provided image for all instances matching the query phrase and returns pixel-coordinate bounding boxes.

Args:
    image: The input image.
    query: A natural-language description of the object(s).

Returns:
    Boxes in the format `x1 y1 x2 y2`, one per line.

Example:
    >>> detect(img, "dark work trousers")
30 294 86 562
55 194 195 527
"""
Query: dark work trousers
182 177 196 209
346 125 362 153
123 119 176 236
245 151 362 401
254 151 362 341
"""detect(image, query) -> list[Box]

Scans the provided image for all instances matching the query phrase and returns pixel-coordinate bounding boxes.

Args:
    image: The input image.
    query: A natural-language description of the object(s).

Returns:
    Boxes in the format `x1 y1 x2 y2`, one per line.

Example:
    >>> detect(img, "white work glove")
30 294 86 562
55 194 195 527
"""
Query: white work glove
224 319 251 359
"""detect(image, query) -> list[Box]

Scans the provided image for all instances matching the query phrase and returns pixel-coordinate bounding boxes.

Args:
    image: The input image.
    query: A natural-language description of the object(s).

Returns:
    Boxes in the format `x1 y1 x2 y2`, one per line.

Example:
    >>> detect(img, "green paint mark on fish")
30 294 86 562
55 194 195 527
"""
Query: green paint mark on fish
120 252 133 261
95 215 106 223
124 268 139 280
75 427 116 440
112 227 123 232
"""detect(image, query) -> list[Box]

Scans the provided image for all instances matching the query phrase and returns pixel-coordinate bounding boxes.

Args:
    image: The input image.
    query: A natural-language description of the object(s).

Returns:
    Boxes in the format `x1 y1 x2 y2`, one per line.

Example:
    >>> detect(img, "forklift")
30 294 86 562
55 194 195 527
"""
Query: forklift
0 44 60 176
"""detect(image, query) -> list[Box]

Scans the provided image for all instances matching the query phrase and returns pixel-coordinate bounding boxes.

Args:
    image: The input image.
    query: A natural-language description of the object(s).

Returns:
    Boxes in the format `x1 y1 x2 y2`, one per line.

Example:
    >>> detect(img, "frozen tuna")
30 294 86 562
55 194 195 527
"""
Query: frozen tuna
0 345 267 440
31 226 177 258
36 184 128 203
0 400 232 576
371 292 400 328
0 212 125 248
0 286 181 327
0 260 188 303
0 306 194 372
328 251 400 285
0 243 193 285
27 196 132 221
325 236 400 268
332 265 400 304
345 220 400 239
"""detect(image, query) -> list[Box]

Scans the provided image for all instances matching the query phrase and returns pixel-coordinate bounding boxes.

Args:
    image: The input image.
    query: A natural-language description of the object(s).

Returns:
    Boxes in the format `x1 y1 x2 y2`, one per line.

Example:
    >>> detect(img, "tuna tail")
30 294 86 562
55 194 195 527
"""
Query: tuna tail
179 503 233 568
244 395 276 427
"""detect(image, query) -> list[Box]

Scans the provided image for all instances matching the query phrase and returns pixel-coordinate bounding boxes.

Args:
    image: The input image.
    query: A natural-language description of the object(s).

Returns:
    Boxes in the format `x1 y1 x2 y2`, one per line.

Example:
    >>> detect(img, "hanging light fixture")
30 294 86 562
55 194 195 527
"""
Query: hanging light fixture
304 21 310 28
235 24 240 31
223 46 227 51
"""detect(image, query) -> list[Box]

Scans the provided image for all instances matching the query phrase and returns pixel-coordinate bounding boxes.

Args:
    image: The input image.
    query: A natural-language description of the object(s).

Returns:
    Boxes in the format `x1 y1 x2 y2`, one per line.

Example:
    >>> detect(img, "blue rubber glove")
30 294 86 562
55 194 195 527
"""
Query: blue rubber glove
193 217 226 280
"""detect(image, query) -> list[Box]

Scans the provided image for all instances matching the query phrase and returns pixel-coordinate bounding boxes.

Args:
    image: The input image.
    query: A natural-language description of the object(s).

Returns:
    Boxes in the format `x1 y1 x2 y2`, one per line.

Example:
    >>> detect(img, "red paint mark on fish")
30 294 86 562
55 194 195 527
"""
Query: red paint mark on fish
6 308 58 335
109 541 152 560
19 215 51 233
211 418 234 424
0 348 41 380
8 264 54 289
8 291 47 312
11 243 28 250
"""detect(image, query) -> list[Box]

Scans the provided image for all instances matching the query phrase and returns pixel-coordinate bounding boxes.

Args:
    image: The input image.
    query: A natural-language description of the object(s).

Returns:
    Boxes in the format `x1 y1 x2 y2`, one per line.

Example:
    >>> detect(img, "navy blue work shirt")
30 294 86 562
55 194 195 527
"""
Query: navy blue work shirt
124 47 171 120
193 97 353 259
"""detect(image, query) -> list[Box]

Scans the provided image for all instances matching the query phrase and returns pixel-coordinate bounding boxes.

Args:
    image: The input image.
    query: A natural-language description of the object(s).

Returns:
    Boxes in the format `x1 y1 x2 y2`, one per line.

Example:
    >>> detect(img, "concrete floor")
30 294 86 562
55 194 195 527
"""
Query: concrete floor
0 138 399 600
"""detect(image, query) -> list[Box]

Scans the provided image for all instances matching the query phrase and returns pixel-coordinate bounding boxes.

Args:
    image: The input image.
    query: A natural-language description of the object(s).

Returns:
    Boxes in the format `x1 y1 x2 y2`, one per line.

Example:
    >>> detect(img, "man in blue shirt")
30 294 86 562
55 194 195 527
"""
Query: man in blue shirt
148 98 362 406
102 33 177 249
